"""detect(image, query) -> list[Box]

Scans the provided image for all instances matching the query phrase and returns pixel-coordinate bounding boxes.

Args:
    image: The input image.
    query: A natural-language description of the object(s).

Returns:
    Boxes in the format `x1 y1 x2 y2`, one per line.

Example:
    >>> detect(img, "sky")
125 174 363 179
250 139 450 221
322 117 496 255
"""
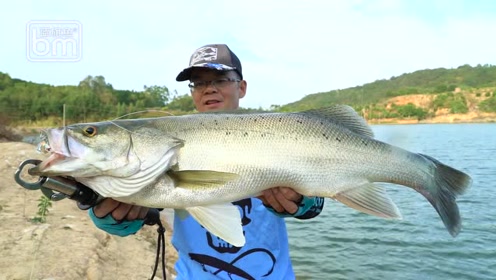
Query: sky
1 0 496 109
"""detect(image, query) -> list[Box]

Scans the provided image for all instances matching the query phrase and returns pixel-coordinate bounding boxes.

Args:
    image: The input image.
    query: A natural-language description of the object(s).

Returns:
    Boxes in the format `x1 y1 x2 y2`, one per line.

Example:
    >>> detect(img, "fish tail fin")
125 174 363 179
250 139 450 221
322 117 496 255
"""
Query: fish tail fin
419 154 471 237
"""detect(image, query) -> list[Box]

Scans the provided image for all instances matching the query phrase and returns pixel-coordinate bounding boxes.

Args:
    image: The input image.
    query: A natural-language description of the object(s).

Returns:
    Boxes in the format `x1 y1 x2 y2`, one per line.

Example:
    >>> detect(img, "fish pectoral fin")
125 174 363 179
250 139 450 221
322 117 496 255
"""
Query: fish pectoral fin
185 204 245 247
168 170 240 189
334 183 402 219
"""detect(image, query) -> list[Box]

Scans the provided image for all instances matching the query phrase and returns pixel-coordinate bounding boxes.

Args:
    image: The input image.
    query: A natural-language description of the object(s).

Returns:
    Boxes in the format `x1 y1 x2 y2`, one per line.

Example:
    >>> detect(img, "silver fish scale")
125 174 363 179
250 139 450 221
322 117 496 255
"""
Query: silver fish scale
128 112 428 208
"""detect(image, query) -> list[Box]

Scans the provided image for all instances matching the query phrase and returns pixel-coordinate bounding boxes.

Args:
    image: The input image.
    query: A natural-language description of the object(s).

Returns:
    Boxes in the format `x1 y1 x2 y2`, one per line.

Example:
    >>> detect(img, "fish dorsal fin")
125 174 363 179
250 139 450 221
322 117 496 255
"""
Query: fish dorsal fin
334 183 402 219
301 105 374 138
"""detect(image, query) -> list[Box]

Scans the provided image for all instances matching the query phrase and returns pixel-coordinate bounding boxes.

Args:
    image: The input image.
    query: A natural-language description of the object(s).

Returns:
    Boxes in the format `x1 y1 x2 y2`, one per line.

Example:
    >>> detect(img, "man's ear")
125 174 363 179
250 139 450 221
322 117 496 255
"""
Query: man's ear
238 80 247 99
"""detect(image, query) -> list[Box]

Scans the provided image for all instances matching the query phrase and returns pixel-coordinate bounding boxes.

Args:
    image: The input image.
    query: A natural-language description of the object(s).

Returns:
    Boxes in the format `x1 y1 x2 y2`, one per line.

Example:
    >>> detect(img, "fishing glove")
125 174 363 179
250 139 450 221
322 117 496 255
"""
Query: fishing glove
88 208 144 237
266 196 324 219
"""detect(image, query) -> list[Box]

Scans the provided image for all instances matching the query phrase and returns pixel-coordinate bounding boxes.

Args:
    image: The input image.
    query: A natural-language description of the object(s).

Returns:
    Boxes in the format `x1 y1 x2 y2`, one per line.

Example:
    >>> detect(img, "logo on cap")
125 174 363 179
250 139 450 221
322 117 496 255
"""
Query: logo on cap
190 46 218 65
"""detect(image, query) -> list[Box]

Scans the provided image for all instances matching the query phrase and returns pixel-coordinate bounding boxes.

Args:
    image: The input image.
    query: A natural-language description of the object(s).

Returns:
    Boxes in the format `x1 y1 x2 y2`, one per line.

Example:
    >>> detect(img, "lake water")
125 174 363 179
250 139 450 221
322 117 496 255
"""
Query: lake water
286 123 496 280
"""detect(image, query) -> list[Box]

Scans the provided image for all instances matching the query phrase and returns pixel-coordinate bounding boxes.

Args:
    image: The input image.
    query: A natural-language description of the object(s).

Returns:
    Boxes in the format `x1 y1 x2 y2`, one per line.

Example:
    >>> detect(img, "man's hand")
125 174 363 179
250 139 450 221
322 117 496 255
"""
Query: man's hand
93 198 149 221
257 187 303 214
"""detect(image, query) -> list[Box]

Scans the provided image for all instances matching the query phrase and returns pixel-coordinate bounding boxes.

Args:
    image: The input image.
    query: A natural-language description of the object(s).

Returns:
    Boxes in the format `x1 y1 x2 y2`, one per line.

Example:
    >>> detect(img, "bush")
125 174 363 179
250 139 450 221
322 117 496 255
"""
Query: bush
434 85 448 93
396 103 428 120
449 100 468 114
432 93 468 114
480 96 496 112
432 94 449 110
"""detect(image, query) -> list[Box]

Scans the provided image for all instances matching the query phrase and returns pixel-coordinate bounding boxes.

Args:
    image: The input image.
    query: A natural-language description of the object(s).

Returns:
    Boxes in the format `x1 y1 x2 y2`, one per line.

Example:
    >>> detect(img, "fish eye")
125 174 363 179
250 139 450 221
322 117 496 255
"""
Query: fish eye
83 126 97 137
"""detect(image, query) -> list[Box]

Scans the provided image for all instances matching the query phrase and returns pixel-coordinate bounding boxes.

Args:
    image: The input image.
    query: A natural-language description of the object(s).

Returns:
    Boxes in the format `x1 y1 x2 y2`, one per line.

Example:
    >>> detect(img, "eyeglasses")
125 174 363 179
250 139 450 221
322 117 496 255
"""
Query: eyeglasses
188 78 240 92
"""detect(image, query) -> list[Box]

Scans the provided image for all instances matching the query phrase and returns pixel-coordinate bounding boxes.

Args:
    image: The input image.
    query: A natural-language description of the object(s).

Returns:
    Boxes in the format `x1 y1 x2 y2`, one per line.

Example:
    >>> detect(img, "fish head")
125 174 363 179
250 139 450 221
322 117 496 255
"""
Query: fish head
32 121 139 177
30 119 184 197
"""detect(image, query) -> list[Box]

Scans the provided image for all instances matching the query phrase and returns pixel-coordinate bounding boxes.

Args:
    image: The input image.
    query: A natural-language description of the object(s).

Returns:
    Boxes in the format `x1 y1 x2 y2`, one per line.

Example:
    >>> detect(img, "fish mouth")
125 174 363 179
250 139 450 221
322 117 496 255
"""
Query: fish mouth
30 129 72 176
30 153 67 175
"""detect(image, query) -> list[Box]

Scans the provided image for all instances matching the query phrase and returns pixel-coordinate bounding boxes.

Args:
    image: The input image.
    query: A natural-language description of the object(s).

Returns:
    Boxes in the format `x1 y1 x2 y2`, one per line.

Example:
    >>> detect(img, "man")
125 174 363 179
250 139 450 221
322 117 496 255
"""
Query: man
89 44 325 279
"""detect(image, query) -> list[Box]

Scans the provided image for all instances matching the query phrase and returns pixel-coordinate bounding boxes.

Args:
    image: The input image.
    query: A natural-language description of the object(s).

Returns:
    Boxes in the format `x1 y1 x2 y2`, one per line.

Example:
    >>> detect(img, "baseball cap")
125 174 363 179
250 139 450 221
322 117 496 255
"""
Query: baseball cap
176 44 243 81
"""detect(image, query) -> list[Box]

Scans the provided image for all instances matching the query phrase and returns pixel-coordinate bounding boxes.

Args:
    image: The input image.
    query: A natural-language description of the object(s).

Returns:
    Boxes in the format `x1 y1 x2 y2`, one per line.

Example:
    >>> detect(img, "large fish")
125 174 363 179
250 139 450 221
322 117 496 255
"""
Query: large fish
30 105 471 246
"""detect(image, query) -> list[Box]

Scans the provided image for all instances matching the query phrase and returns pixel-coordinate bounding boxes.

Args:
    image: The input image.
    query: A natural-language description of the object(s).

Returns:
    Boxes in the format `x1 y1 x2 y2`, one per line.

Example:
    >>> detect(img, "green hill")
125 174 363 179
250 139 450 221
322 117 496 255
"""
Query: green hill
278 64 496 113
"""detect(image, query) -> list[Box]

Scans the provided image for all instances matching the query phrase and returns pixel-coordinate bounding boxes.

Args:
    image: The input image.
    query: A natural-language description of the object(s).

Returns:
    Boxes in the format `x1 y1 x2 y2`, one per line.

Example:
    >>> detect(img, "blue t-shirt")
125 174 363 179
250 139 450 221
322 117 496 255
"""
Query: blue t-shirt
172 198 295 280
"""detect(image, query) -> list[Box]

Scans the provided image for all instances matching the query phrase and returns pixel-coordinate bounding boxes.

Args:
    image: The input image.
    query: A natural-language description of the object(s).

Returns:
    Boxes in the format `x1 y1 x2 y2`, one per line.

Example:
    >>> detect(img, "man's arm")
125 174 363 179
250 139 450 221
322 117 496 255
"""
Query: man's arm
258 187 325 219
91 187 325 236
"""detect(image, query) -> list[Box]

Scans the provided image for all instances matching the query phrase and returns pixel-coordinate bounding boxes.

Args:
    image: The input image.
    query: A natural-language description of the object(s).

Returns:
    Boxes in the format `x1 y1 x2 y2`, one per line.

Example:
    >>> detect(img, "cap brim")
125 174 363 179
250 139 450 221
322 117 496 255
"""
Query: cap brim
175 63 237 81
176 67 194 81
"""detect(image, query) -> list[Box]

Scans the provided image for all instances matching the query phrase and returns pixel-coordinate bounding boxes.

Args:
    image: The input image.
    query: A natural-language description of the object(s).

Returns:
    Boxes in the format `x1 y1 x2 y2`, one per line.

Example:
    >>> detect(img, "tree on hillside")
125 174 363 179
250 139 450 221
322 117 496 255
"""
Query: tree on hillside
0 72 13 91
78 75 114 93
143 85 170 107
165 91 195 112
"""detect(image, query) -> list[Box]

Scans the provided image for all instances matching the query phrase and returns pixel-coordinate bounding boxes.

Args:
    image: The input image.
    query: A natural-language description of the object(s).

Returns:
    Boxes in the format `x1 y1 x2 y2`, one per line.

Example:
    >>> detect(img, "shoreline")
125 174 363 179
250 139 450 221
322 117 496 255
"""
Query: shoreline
367 113 496 125
368 119 496 125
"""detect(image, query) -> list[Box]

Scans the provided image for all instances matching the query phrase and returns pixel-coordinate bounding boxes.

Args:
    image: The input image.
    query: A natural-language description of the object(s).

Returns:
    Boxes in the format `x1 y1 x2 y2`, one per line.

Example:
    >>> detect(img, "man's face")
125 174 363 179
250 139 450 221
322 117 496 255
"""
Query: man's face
189 68 247 112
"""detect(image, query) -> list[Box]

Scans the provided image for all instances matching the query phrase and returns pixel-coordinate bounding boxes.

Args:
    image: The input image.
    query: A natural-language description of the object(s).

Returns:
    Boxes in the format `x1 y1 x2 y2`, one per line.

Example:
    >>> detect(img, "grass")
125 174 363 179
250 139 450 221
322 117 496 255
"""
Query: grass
31 196 52 223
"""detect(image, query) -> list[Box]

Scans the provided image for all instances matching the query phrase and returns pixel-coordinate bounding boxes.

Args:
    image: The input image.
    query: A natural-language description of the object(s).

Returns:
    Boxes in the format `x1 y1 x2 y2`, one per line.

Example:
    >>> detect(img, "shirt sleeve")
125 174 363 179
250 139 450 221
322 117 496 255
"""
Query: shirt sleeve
264 196 325 220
